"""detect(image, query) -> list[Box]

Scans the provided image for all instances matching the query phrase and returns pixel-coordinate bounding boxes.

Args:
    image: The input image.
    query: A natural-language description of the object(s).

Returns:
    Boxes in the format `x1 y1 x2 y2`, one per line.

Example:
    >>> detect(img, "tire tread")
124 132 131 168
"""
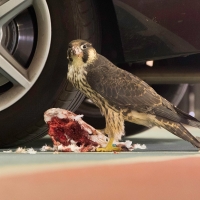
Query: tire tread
7 0 101 147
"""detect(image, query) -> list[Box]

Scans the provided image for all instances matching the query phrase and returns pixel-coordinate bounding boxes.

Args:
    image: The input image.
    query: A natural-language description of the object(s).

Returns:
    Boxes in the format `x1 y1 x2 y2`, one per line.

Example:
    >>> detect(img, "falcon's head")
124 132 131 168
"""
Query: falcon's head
67 39 97 65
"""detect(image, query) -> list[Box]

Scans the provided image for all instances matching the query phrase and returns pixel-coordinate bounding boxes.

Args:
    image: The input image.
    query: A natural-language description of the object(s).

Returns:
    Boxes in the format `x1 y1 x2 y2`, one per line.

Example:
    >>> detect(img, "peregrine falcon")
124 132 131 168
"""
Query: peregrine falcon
67 39 200 151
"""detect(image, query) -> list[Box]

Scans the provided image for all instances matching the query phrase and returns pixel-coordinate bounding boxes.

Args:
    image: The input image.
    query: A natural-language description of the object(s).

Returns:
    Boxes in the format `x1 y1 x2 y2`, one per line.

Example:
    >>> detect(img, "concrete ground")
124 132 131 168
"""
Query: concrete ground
0 126 200 200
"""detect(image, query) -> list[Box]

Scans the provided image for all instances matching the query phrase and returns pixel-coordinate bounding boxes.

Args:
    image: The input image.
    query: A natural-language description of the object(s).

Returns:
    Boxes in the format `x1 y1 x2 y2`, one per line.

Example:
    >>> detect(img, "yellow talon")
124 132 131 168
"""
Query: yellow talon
96 138 121 152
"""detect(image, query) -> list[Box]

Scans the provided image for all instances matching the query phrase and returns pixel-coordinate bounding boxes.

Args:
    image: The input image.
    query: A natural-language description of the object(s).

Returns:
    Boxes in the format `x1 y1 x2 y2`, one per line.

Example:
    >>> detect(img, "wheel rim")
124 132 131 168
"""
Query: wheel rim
0 0 51 111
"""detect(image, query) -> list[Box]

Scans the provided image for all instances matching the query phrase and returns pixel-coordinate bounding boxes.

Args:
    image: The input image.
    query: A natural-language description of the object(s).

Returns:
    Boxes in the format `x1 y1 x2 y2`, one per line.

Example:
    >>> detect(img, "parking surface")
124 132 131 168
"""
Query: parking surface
0 126 200 200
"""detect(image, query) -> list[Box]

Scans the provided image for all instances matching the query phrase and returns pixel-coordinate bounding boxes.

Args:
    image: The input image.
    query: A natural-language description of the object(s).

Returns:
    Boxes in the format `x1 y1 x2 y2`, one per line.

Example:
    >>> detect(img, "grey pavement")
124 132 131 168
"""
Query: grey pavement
0 126 199 168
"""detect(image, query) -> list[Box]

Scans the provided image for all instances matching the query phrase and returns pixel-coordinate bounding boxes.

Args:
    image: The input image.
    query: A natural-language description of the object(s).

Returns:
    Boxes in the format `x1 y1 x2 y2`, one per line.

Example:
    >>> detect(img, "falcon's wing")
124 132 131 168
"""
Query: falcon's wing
86 59 181 122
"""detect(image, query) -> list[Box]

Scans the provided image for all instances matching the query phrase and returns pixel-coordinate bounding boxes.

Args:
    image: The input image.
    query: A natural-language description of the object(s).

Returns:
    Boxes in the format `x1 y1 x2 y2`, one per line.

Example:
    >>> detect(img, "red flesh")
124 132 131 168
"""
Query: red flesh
47 117 98 151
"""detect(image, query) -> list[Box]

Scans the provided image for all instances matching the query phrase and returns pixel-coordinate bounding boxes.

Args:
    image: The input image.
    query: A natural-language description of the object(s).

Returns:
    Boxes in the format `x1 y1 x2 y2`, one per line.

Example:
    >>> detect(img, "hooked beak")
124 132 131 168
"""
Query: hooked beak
67 45 82 61
71 46 82 56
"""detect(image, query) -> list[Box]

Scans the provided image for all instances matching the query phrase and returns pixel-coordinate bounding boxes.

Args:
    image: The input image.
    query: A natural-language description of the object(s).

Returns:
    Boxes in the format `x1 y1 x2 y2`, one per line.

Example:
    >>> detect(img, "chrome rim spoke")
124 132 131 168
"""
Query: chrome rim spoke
0 52 30 89
0 0 33 26
0 0 51 111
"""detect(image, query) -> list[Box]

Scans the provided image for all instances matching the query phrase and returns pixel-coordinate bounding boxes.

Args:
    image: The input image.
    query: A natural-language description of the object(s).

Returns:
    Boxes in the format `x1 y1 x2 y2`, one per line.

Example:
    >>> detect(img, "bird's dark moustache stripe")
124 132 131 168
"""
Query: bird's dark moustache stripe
82 50 88 63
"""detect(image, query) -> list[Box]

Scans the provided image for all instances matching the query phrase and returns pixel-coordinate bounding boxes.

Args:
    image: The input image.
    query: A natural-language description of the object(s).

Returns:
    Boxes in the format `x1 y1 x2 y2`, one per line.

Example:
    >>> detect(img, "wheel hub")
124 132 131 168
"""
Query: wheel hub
0 8 36 87
0 0 51 110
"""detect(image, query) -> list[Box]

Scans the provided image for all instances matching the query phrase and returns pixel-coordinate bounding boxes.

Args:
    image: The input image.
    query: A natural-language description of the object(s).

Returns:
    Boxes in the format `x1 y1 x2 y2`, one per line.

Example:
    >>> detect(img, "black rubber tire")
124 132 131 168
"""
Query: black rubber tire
78 84 188 136
0 0 101 147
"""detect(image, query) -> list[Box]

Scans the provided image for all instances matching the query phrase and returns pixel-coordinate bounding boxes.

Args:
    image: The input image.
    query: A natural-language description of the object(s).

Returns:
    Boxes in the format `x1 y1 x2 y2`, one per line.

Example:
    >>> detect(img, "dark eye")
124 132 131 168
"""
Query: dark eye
81 44 87 49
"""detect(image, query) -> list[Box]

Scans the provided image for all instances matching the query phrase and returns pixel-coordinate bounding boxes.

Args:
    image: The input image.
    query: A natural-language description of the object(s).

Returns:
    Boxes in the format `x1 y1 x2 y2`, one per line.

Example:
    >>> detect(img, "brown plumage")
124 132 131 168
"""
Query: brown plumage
67 39 200 151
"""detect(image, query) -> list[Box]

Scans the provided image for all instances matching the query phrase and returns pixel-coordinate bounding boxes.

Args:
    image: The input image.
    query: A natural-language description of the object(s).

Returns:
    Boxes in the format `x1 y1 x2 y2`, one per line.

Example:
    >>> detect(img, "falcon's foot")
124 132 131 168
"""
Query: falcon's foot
96 138 121 152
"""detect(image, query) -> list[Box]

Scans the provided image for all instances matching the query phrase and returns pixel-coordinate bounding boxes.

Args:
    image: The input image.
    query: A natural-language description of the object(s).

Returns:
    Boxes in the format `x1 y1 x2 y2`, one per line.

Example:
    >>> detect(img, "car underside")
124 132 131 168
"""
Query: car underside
0 0 200 147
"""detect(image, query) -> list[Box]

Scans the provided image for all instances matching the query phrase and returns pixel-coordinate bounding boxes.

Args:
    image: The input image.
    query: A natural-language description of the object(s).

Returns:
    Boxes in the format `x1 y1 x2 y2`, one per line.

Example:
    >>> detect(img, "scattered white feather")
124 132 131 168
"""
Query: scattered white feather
40 145 54 152
114 140 131 148
73 114 84 121
123 140 132 148
56 144 83 152
27 148 37 154
13 147 38 154
15 147 27 153
3 150 12 153
133 143 147 149
67 145 81 152
89 134 108 148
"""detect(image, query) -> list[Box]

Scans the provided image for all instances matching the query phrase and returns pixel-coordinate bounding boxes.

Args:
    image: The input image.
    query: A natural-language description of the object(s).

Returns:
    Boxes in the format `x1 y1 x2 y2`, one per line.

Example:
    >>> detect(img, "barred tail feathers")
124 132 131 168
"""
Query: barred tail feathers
174 106 200 128
156 117 200 148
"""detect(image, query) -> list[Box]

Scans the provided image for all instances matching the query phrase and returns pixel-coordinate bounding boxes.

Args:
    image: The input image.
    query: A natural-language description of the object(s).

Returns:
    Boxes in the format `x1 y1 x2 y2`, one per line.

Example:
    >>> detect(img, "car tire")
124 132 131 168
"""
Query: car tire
0 0 100 147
